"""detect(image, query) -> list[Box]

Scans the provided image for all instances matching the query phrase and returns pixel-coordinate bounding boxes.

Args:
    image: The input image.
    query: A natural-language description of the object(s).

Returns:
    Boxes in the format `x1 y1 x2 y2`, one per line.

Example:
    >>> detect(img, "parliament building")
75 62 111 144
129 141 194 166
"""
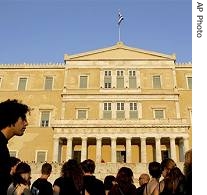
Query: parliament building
0 42 192 181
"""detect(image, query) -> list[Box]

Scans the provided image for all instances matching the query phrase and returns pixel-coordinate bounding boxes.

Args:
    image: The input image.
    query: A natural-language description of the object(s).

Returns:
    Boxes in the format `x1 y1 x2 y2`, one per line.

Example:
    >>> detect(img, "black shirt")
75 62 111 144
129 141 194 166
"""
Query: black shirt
83 175 105 195
0 131 12 195
31 178 53 195
53 177 83 195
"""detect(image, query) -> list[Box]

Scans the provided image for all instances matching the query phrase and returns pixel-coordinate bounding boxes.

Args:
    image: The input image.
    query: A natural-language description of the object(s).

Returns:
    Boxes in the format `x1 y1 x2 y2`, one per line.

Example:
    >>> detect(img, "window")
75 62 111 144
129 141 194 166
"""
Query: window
129 102 138 119
117 151 126 163
104 71 112 88
79 76 88 88
117 102 125 119
36 151 47 163
18 77 27 91
129 70 137 88
77 109 87 119
117 70 124 88
153 75 161 88
187 76 192 89
103 102 112 119
44 76 53 90
9 151 17 157
154 109 164 119
40 111 50 127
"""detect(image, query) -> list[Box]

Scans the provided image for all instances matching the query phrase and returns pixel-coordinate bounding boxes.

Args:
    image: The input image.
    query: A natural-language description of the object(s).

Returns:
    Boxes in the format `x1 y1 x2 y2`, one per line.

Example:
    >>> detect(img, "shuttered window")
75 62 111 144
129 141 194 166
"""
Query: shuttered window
153 75 161 88
80 76 88 88
103 103 112 119
18 78 27 91
117 102 125 119
44 76 53 90
77 110 87 119
117 70 124 88
40 111 50 127
154 109 164 119
129 102 138 119
129 70 137 89
187 76 192 89
36 151 46 163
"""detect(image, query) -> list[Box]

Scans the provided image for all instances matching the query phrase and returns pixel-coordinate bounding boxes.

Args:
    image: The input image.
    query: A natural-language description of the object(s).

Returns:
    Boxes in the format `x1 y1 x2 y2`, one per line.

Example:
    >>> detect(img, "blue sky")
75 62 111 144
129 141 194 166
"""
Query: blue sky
0 0 192 64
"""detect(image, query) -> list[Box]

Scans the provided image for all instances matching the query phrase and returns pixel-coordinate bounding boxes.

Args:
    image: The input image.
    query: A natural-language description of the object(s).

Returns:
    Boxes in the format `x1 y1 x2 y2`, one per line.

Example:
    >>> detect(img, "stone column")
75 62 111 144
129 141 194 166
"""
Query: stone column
170 137 176 161
53 137 59 162
111 137 117 163
126 137 132 163
140 137 147 163
155 137 161 162
66 137 73 160
96 137 102 163
81 137 87 162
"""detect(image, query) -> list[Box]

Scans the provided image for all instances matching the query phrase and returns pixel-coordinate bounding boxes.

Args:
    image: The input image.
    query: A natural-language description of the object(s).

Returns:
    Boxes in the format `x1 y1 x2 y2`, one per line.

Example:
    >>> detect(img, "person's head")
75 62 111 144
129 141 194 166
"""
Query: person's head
10 156 21 175
184 149 192 176
80 159 95 175
0 99 31 138
104 175 116 191
164 167 185 193
41 162 52 176
61 159 84 192
138 173 150 186
13 162 31 186
148 161 161 179
160 158 176 178
116 167 134 186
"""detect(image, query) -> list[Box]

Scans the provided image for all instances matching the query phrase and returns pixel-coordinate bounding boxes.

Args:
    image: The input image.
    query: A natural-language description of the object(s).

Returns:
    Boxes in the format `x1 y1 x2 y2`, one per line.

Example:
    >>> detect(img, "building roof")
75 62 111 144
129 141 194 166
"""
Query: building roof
64 42 176 61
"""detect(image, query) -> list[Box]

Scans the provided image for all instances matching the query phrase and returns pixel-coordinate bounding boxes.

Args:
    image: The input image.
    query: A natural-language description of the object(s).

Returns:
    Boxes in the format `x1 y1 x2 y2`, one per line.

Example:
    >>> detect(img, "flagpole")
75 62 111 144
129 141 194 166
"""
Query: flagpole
119 24 121 42
118 10 123 42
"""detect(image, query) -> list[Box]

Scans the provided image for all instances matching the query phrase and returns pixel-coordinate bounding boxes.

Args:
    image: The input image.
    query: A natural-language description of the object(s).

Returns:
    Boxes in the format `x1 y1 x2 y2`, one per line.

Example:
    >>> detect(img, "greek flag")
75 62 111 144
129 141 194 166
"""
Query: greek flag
118 11 124 25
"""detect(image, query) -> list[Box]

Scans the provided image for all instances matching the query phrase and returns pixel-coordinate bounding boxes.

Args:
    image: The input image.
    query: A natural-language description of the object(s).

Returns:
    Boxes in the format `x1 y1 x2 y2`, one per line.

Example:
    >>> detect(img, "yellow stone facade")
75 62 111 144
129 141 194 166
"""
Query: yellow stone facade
0 42 192 169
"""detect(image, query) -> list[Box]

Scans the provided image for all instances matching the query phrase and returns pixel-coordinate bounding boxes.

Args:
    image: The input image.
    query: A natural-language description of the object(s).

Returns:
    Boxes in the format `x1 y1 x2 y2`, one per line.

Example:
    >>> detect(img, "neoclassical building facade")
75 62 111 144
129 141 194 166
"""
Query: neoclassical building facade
0 42 192 179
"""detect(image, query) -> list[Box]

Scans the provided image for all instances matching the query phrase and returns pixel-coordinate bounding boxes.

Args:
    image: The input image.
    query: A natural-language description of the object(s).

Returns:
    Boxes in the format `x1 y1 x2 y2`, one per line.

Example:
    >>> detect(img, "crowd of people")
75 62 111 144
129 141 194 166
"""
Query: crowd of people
0 99 192 195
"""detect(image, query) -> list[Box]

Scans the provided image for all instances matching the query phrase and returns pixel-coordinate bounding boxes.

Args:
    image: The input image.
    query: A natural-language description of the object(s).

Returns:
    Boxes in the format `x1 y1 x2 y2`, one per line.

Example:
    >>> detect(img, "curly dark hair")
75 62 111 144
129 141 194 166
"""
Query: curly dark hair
0 99 31 130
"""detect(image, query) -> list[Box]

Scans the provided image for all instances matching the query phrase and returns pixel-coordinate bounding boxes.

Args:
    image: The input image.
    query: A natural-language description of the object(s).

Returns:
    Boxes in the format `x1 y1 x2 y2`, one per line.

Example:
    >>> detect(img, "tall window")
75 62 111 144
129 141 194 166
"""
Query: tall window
154 109 164 119
129 70 137 88
117 102 125 119
18 77 27 91
77 109 87 119
116 70 124 88
129 102 138 119
36 151 47 162
153 75 161 88
40 111 50 127
104 70 112 88
79 76 88 88
187 76 192 89
44 76 53 90
103 102 112 119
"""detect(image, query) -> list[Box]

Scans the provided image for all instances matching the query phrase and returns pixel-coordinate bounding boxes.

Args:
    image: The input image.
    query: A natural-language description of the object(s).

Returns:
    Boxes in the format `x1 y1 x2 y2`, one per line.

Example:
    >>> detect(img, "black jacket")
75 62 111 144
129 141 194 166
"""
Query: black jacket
83 175 105 195
0 131 12 195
